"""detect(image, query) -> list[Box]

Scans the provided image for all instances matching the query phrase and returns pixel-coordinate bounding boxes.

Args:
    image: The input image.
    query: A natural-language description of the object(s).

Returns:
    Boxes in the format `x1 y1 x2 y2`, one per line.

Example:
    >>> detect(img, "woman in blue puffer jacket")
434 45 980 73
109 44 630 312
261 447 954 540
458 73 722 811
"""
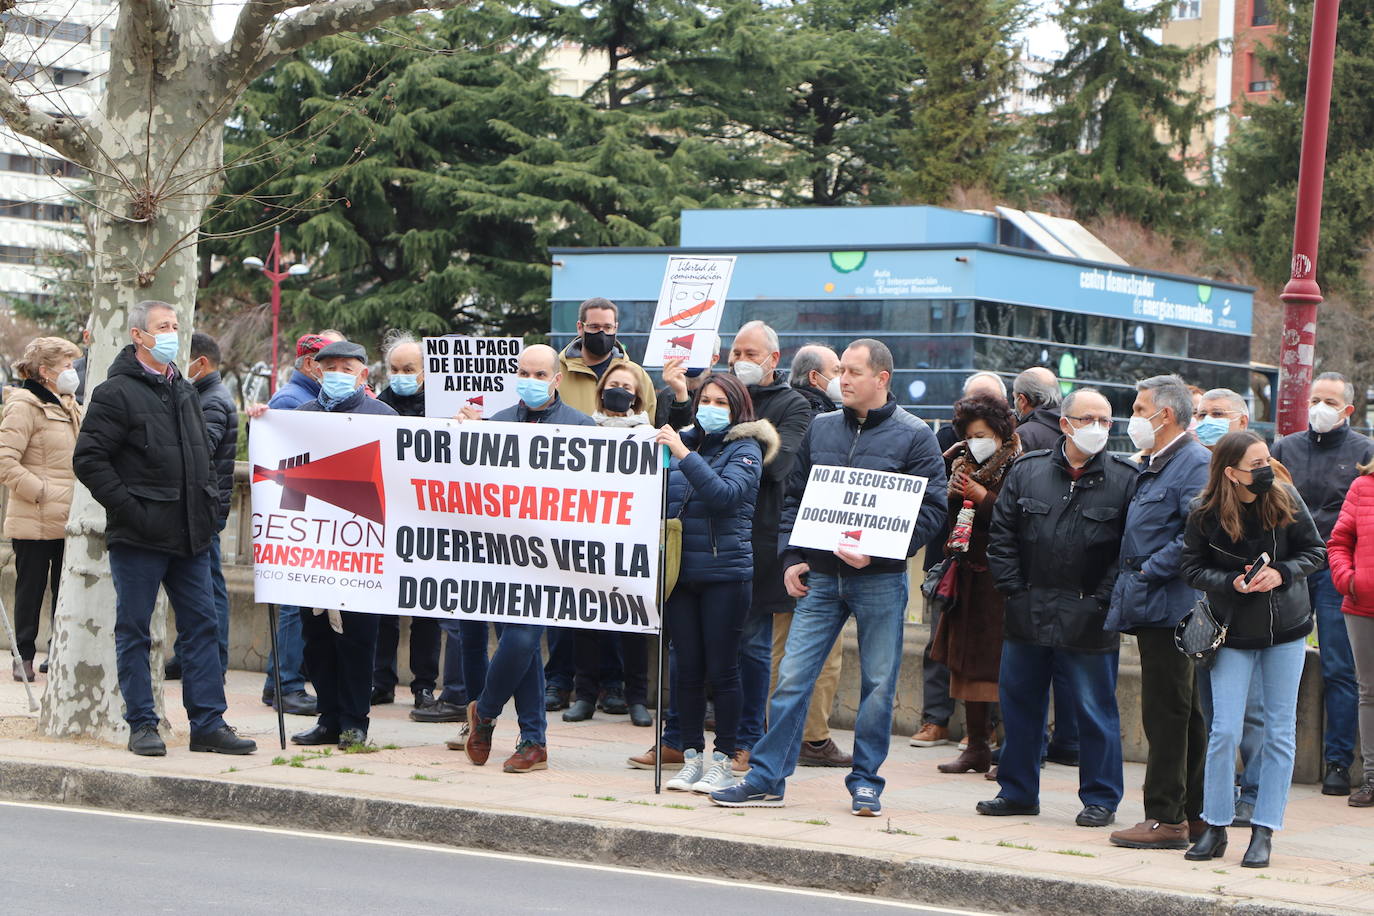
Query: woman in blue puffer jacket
656 373 778 795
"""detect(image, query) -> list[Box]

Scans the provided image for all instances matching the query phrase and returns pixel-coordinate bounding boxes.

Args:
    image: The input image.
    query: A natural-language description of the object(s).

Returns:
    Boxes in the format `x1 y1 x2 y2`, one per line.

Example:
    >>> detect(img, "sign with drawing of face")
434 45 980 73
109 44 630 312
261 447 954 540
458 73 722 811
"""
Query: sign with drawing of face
642 256 735 368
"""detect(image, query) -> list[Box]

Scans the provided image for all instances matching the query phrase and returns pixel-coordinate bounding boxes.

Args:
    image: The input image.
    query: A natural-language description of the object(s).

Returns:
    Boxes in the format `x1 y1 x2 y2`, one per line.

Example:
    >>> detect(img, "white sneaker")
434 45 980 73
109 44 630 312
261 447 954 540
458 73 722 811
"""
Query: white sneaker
666 749 704 791
692 750 741 794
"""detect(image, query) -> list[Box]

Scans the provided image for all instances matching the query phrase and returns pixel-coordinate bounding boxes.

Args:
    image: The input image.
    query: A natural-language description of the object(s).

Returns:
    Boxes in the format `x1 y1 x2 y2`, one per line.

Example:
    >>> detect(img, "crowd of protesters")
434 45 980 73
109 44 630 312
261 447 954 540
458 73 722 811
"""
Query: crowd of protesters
7 296 1374 869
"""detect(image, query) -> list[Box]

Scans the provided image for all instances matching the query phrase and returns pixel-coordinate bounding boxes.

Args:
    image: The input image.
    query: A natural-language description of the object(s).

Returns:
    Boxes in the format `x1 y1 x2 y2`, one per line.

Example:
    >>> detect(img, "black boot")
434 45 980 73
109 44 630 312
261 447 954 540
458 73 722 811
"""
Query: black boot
1184 824 1228 860
1241 825 1272 868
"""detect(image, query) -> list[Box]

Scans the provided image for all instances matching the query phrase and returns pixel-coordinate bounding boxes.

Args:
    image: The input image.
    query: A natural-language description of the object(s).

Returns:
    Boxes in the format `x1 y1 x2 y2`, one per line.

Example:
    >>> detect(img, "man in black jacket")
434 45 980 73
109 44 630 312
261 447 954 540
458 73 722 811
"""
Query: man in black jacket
976 387 1136 827
73 300 256 758
712 339 947 816
1013 366 1063 452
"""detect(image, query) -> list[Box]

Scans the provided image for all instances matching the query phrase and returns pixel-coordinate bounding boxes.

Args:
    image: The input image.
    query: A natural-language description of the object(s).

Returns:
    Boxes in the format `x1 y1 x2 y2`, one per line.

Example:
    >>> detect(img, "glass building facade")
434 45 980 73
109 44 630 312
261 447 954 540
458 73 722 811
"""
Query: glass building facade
550 206 1254 423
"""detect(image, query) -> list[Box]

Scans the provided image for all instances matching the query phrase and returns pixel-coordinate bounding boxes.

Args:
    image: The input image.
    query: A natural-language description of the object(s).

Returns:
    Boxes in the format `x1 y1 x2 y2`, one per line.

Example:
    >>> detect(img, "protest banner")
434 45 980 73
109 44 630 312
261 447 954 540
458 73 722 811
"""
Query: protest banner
249 411 663 633
787 465 929 560
641 255 736 368
422 336 523 419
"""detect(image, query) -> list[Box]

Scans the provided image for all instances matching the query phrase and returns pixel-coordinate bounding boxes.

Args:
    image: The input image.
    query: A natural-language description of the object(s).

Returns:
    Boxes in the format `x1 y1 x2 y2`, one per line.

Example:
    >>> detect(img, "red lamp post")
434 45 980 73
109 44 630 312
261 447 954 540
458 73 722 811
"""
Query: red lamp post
243 228 309 395
1275 0 1342 435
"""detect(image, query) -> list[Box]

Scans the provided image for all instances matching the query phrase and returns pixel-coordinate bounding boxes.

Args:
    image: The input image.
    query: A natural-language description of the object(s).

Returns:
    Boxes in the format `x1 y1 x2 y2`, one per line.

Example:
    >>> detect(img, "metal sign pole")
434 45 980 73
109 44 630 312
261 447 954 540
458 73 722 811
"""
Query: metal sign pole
654 446 669 794
267 603 286 750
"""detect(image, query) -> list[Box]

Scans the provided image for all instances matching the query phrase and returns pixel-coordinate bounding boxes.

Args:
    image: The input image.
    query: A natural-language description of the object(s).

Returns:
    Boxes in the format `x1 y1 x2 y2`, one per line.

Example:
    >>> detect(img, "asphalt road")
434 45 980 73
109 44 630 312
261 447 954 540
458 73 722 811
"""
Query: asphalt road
0 801 984 915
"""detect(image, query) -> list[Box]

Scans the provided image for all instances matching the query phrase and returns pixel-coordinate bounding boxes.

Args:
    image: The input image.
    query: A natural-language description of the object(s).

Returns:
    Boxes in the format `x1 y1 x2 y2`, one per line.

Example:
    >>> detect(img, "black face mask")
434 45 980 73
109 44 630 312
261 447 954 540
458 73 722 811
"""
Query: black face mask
1243 466 1275 496
583 330 615 358
601 386 635 414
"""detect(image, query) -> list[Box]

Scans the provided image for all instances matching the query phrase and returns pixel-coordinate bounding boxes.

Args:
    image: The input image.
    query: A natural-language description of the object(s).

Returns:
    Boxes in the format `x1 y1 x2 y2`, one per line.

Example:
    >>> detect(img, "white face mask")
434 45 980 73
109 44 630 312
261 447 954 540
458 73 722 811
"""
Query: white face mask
1127 410 1163 451
55 368 79 395
1309 402 1344 434
732 360 766 387
967 436 999 464
824 375 842 404
1070 423 1110 456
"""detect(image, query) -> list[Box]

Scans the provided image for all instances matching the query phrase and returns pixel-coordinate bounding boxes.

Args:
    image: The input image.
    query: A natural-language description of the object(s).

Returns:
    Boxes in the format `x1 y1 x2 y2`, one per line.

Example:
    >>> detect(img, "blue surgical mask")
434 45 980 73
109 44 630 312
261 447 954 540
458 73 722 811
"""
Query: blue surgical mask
517 378 551 408
1195 416 1231 446
389 374 420 397
696 404 730 433
321 371 358 401
141 331 179 365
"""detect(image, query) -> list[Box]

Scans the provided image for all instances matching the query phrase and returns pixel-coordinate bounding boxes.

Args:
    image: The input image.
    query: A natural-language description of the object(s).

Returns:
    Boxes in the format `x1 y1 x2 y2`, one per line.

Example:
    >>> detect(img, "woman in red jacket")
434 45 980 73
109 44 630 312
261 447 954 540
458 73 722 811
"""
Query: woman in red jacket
1327 461 1374 807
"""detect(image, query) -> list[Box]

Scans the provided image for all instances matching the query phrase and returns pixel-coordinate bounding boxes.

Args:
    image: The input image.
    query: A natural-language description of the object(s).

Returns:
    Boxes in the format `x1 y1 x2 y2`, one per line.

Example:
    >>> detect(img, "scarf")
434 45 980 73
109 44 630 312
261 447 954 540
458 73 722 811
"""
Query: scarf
948 433 1022 497
594 411 650 428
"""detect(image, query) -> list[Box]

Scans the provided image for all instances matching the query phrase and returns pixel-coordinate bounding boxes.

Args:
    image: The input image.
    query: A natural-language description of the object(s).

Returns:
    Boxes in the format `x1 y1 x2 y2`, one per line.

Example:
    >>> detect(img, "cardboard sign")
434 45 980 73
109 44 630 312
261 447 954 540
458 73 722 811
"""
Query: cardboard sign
421 336 522 419
641 256 736 367
250 411 664 633
788 465 929 560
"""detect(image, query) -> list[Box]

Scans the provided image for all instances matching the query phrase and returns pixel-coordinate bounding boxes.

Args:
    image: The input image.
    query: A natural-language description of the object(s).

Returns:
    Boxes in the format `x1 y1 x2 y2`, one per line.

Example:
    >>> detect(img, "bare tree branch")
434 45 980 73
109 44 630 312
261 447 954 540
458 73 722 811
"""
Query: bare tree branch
0 77 93 167
229 0 469 83
223 2 308 77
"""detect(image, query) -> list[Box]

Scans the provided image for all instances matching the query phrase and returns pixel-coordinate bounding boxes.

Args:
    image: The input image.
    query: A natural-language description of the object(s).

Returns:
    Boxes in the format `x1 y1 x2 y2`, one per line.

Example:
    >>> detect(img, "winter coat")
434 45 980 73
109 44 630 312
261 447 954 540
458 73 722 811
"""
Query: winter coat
0 380 81 540
1015 407 1062 453
558 338 657 421
490 394 596 427
269 369 322 410
745 372 814 614
1271 422 1374 540
73 345 220 557
1180 485 1325 649
666 419 777 584
1325 473 1374 619
792 382 836 415
378 385 426 418
194 370 238 524
929 435 1021 682
921 423 962 572
295 385 399 418
986 444 1139 652
1106 435 1212 632
779 395 948 579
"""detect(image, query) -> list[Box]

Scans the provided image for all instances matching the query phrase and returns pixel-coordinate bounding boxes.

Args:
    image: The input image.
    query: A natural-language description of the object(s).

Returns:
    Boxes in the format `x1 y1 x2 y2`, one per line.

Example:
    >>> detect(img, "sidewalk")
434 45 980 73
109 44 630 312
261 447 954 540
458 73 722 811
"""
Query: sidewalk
2 668 1371 914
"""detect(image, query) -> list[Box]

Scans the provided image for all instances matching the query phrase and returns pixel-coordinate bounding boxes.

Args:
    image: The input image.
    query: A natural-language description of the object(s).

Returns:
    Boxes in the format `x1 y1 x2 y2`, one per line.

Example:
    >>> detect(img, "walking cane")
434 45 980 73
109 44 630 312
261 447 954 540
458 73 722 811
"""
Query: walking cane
268 603 286 749
0 592 39 712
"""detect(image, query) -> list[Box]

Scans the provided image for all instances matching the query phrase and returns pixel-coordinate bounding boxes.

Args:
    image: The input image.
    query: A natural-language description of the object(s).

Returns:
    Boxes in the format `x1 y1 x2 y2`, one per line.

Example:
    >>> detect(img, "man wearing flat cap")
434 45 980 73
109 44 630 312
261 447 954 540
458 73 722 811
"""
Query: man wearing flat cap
285 340 398 748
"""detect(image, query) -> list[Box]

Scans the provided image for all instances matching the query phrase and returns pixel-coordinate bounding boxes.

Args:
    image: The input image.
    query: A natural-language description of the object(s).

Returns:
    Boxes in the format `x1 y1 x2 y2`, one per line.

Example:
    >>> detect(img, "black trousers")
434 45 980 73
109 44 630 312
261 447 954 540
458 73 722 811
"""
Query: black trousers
1136 627 1207 824
373 615 440 694
573 630 647 705
12 538 62 661
302 609 379 734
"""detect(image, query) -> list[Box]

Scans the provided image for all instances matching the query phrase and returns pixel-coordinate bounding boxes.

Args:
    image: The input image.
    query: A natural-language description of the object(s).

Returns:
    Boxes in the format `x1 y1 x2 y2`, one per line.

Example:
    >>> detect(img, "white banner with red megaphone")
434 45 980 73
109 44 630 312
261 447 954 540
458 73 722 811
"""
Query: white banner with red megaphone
641 255 735 368
249 410 664 633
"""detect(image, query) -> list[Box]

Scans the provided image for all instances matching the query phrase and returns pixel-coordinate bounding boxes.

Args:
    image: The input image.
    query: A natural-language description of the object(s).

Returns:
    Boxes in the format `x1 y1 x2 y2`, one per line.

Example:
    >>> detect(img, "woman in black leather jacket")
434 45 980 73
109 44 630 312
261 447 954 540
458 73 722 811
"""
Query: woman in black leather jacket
1180 430 1326 869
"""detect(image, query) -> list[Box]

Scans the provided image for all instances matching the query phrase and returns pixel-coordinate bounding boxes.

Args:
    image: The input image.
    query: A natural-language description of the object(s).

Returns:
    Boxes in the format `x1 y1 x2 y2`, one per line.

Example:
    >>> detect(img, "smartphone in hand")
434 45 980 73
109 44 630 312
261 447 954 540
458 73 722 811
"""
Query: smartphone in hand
1241 551 1272 587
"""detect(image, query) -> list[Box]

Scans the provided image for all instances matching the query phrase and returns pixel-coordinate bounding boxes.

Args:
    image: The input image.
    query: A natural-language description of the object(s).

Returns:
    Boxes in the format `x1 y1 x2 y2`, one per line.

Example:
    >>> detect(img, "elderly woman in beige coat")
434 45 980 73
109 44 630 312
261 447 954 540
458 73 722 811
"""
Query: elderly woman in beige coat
0 336 82 681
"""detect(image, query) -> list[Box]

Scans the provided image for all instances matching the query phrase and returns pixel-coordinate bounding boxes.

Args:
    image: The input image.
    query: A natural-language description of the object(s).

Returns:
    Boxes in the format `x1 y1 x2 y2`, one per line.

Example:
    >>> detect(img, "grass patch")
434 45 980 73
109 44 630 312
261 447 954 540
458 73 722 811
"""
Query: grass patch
664 803 693 810
572 793 588 799
801 818 830 826
1213 868 1228 875
997 840 1036 851
730 811 746 817
341 742 378 754
335 766 370 775
381 743 400 750
593 795 617 802
629 799 656 807
271 756 288 766
1051 849 1096 858
883 819 918 836
943 836 960 842
412 773 439 782
225 767 239 774
288 758 305 768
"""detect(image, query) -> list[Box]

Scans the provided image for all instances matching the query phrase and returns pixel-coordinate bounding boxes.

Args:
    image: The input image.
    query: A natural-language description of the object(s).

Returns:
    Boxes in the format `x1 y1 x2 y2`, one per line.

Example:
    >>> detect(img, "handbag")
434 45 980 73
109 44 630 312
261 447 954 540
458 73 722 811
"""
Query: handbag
662 518 682 599
921 556 959 613
1173 596 1232 668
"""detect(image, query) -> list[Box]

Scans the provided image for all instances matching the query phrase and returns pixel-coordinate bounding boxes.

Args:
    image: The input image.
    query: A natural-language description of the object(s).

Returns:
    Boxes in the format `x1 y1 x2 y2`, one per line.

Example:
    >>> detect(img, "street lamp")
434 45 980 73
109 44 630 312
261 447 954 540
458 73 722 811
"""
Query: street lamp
1275 0 1342 435
243 228 309 395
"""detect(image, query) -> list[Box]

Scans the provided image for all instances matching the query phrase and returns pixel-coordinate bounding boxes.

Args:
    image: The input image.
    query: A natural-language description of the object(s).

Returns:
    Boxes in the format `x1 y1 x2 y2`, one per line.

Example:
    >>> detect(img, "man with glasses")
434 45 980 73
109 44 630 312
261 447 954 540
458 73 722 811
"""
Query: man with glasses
557 297 658 420
1106 375 1213 849
976 388 1136 826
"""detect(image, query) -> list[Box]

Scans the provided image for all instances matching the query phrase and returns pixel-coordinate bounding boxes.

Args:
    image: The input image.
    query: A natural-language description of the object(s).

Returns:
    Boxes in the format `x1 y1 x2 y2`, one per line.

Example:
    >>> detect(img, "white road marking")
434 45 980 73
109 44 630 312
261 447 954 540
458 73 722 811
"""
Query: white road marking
0 799 993 913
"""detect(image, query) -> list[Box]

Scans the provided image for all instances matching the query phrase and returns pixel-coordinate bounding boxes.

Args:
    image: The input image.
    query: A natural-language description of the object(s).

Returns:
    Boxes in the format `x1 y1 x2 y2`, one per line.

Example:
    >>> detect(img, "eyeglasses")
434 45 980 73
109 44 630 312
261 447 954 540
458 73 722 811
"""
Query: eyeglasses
582 323 617 333
1193 409 1238 420
1064 415 1112 429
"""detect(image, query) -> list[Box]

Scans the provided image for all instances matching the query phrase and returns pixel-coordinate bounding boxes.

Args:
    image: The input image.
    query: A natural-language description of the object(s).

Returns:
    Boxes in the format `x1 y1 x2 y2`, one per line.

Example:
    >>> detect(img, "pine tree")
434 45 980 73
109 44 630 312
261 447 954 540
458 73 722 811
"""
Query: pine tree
1035 0 1210 228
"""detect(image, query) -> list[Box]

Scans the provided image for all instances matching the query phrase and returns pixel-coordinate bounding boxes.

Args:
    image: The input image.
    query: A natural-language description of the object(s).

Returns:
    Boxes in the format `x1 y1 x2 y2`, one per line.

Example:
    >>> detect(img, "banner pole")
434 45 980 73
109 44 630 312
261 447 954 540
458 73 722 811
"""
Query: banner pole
654 444 669 795
268 603 286 750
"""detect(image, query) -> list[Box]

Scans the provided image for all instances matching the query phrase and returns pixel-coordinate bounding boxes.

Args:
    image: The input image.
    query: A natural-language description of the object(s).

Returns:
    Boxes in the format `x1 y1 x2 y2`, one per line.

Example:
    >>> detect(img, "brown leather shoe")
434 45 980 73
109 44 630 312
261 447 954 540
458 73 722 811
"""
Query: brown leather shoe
627 744 684 770
458 701 496 765
910 722 951 747
502 741 548 773
937 744 992 774
799 738 853 767
1351 780 1374 807
12 658 34 682
1109 819 1190 850
732 748 752 774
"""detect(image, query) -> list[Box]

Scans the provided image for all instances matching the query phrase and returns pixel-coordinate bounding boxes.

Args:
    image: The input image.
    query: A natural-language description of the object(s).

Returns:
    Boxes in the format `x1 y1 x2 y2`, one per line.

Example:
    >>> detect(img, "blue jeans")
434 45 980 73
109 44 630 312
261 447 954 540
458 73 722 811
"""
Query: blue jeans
264 605 307 695
1310 569 1357 767
438 619 490 705
109 544 227 736
1196 664 1264 806
661 647 682 751
544 627 573 692
736 611 773 750
1045 661 1080 757
745 572 907 799
477 623 546 745
209 530 230 674
997 641 1123 810
1203 640 1306 830
666 580 750 756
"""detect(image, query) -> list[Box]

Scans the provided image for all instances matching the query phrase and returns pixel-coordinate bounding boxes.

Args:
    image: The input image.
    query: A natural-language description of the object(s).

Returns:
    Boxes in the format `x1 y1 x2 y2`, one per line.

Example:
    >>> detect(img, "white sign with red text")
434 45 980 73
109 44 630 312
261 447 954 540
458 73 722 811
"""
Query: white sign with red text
788 465 928 560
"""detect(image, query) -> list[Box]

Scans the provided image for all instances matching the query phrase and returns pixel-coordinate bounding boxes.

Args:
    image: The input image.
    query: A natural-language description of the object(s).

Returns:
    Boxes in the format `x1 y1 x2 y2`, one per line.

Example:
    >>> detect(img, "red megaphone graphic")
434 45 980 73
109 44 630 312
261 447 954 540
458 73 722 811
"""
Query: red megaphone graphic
253 440 387 524
668 334 695 350
467 395 484 407
842 530 862 541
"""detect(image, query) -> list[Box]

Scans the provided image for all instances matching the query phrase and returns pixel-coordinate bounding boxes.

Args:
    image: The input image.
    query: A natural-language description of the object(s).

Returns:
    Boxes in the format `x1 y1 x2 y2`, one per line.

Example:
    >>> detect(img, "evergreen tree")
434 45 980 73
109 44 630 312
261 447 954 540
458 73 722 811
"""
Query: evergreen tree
1034 0 1210 228
892 0 1026 202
